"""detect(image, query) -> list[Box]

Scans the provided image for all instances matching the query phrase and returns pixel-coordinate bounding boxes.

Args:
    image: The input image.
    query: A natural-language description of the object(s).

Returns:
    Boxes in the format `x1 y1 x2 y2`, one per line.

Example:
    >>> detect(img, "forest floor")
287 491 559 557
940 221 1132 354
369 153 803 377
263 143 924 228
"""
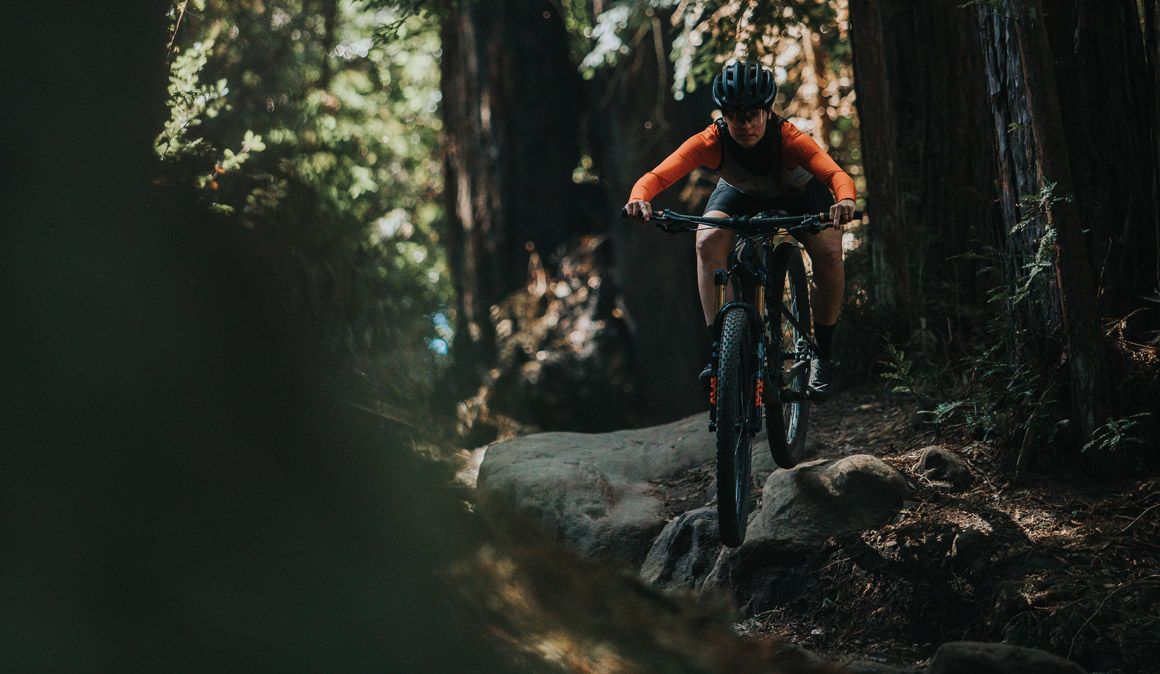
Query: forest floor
657 383 1160 673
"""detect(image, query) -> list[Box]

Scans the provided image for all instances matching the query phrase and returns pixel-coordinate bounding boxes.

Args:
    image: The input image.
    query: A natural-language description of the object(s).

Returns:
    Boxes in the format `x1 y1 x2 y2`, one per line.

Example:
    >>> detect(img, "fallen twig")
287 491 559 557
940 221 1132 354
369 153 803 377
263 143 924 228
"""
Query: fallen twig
1068 575 1160 659
1118 502 1160 535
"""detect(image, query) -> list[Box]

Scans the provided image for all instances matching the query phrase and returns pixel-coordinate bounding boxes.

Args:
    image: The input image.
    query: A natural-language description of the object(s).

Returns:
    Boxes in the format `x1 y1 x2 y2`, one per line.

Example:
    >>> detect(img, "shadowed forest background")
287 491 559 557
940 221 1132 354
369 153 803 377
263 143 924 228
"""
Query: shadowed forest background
3 0 1159 671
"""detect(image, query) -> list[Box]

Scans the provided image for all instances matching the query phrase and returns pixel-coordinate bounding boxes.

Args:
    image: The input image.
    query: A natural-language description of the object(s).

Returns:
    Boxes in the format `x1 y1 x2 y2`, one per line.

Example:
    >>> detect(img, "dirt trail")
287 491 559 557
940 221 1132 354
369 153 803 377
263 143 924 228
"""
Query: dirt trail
657 383 1159 672
465 378 1160 672
804 384 921 460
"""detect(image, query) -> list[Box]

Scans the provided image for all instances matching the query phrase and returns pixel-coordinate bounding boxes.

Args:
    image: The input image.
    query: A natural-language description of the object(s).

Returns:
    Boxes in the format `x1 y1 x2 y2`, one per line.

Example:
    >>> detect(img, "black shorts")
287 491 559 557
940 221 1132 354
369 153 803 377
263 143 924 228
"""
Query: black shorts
704 177 834 218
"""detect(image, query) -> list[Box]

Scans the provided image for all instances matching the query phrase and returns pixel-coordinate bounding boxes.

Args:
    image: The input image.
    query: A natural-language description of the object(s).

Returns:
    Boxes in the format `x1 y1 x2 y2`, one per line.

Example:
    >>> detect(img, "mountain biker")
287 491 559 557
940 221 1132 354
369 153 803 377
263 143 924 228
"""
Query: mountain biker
623 61 856 401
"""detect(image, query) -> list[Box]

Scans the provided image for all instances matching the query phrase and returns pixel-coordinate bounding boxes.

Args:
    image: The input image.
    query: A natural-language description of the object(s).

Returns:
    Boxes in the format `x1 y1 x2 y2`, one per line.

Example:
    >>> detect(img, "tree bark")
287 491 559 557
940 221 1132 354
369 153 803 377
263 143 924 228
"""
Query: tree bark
440 0 587 383
1145 0 1160 306
906 1 997 336
976 2 1064 338
317 0 339 89
1042 0 1159 332
848 0 997 343
1010 0 1111 439
586 8 716 423
847 0 911 334
802 28 834 146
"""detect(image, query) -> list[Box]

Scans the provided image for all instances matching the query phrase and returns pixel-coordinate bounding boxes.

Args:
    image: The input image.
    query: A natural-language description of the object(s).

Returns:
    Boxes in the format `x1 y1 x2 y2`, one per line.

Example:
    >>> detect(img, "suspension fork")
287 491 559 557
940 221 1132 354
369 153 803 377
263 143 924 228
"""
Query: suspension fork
708 270 728 433
751 271 767 434
707 270 769 436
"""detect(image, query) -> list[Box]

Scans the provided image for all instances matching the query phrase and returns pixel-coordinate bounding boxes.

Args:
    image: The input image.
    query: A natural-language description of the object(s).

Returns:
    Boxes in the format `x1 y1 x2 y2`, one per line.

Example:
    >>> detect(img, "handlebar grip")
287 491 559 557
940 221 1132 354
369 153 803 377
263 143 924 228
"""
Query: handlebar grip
818 210 865 222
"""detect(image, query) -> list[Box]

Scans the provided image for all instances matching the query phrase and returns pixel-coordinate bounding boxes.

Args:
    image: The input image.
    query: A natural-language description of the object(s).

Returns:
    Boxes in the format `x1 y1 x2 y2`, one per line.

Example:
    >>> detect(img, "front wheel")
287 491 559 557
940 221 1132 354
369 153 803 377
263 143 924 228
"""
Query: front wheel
766 243 812 469
716 306 755 547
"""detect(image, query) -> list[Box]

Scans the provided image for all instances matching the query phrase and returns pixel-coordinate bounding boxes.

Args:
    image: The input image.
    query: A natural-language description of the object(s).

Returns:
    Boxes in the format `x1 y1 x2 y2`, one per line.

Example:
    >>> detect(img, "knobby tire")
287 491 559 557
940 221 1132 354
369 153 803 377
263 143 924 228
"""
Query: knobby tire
766 243 812 469
716 307 754 547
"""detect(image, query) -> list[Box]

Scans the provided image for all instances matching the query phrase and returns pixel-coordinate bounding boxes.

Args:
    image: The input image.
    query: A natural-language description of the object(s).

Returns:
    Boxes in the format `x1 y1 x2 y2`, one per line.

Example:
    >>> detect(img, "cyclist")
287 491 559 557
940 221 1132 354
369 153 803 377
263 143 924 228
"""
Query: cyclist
623 61 856 400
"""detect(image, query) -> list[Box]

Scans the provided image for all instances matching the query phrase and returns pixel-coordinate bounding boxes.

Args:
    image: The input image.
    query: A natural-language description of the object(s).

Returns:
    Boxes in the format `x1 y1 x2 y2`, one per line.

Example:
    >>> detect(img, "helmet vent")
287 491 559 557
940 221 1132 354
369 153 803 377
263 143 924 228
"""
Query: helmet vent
712 62 776 113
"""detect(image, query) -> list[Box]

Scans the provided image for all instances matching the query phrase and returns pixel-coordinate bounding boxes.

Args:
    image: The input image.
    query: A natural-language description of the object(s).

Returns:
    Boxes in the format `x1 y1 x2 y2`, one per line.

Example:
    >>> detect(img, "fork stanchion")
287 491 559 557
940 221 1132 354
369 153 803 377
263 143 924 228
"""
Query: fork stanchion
754 271 766 321
714 270 728 314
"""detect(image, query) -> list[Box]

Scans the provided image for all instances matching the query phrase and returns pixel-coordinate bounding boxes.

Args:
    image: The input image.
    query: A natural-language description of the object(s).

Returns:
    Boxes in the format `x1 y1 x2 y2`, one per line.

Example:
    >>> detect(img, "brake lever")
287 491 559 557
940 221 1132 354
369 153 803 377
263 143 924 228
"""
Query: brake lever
792 216 827 235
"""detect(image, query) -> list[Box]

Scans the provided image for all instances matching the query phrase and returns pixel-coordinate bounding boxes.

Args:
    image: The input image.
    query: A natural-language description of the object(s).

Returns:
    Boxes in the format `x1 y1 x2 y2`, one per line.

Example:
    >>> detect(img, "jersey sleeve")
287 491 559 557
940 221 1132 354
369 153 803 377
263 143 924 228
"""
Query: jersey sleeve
629 125 722 202
780 121 857 203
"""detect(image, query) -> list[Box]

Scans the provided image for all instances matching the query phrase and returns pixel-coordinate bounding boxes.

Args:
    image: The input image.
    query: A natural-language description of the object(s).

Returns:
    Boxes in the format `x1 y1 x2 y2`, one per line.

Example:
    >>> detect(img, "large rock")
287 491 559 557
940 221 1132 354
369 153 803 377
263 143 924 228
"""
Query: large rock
640 507 721 588
916 446 973 490
750 431 780 485
841 660 917 674
478 414 714 566
749 454 911 549
927 642 1086 674
636 434 810 590
704 455 911 612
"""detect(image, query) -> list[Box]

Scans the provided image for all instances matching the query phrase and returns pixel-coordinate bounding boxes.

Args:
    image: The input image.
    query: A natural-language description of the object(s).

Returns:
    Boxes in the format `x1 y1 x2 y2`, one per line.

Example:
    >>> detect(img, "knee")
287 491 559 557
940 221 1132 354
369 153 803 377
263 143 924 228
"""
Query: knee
696 229 732 260
811 237 844 273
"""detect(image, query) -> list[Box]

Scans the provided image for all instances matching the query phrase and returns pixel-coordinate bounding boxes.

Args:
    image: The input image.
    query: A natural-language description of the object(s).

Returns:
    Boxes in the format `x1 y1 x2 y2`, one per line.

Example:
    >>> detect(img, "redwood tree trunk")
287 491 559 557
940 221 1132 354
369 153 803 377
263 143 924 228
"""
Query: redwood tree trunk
441 1 586 383
588 8 715 422
1150 0 1160 297
1043 0 1159 333
848 0 997 343
317 0 338 89
847 0 911 333
1010 0 1112 439
802 28 835 146
976 2 1064 339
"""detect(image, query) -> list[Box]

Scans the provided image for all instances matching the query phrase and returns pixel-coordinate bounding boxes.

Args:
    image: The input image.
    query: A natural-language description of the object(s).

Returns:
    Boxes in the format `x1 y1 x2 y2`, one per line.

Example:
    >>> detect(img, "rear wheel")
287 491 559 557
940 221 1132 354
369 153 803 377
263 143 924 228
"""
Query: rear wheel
716 306 754 547
766 243 812 469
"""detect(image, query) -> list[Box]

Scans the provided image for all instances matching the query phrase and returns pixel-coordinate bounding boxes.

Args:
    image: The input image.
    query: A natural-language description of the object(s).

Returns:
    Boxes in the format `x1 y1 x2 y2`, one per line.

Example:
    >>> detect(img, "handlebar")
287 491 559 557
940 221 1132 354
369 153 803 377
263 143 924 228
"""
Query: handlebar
620 206 864 236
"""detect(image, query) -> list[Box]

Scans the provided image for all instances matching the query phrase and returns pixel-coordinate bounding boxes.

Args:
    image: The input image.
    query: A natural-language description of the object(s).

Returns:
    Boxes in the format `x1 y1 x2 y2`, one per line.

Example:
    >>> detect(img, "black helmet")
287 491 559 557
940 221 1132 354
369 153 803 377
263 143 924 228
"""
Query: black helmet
712 62 776 112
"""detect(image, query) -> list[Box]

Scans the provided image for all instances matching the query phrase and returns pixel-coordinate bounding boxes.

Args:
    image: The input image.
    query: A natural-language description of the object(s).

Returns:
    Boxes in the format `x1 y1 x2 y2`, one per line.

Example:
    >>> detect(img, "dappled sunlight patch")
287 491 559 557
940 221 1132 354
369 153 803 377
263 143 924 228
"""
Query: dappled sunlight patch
454 235 638 444
449 543 696 673
447 529 842 674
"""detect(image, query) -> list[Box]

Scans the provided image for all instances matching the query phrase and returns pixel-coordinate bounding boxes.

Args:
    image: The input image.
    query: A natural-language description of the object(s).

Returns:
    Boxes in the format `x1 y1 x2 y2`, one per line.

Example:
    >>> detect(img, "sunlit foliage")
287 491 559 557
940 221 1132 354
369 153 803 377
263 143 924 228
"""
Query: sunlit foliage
562 0 861 180
157 0 450 418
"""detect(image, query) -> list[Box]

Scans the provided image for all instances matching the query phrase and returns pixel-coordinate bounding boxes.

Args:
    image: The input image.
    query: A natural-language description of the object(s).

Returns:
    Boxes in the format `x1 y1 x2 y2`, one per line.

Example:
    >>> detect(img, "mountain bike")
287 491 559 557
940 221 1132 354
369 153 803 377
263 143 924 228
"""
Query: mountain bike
627 207 860 547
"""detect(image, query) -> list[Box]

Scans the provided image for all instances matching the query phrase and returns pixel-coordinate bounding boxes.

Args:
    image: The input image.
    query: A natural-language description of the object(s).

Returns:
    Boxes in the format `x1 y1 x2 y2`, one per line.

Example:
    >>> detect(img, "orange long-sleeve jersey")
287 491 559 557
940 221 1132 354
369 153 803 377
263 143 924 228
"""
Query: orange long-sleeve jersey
629 119 856 204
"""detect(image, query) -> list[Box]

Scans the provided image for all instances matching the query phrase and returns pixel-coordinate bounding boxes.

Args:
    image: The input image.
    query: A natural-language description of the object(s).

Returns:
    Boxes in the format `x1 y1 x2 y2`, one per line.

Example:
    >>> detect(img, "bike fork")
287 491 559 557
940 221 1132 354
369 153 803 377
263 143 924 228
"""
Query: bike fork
751 339 766 434
708 269 727 433
708 340 719 433
707 337 766 436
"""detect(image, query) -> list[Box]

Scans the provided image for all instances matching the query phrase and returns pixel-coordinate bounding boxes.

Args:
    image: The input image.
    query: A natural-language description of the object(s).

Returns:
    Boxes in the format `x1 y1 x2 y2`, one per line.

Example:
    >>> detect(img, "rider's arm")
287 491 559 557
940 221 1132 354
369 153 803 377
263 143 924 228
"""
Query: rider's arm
780 121 857 203
629 125 721 202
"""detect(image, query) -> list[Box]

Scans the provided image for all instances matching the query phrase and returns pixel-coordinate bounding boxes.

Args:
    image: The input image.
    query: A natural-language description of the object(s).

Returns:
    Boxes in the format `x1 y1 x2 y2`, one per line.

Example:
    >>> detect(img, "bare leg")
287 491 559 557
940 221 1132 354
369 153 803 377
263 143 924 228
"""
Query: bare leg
796 226 845 325
696 210 734 326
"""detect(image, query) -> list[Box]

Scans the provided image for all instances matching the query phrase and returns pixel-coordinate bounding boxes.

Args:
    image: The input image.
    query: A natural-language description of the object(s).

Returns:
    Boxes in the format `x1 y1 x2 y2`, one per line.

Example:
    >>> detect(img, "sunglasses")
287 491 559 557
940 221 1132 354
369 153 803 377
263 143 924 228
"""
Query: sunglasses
722 109 767 125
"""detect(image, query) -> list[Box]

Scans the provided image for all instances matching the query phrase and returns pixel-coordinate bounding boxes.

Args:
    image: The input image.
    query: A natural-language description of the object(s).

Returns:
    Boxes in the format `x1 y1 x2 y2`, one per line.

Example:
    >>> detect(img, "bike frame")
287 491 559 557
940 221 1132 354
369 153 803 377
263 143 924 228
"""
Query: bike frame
625 205 862 546
646 209 855 431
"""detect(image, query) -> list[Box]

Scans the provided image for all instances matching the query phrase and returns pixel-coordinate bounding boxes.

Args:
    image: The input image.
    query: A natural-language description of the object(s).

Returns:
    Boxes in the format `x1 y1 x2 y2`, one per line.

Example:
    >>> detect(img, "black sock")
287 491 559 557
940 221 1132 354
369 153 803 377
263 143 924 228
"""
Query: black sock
814 321 836 359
